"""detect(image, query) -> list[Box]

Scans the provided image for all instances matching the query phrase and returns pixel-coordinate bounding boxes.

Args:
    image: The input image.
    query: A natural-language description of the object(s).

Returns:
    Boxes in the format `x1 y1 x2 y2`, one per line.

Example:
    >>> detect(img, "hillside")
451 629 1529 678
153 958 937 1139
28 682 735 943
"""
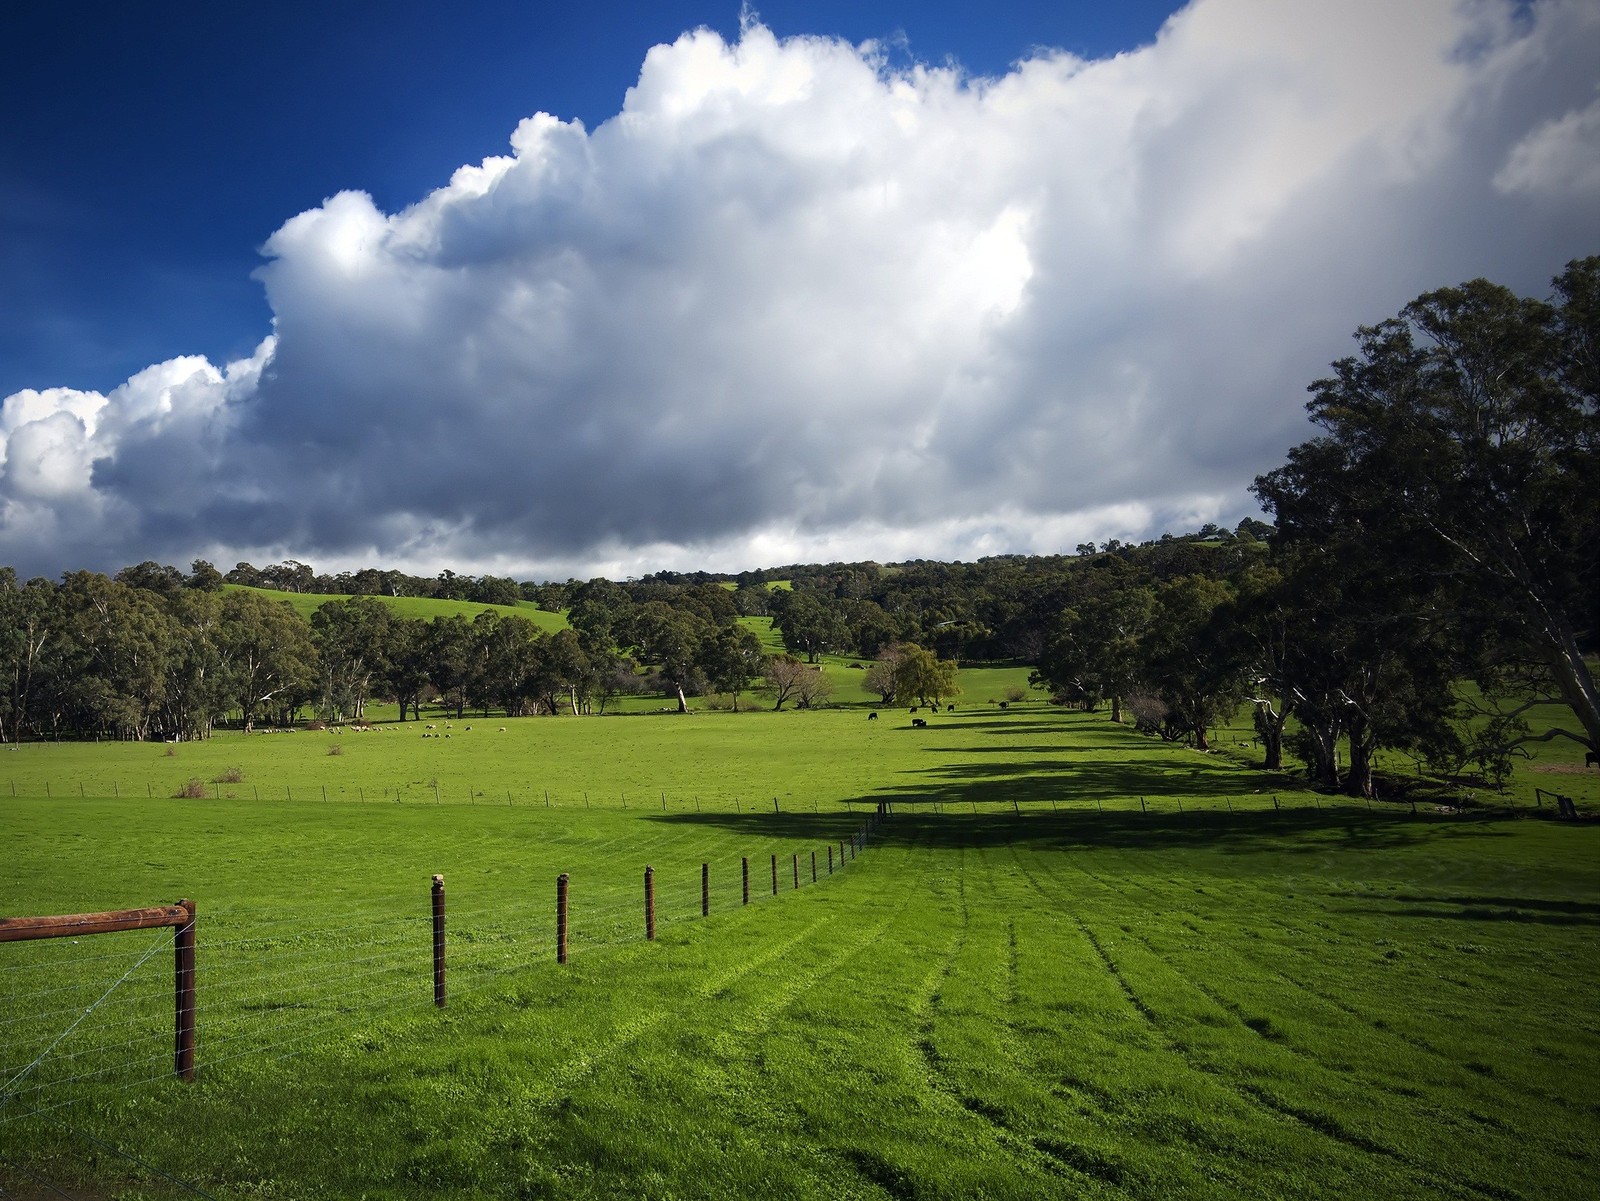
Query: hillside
226 584 569 631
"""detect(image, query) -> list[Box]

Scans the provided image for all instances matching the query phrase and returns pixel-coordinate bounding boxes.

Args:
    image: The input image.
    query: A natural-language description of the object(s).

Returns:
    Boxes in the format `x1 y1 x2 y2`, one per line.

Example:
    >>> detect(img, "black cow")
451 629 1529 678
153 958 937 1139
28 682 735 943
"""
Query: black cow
912 718 927 728
867 712 878 721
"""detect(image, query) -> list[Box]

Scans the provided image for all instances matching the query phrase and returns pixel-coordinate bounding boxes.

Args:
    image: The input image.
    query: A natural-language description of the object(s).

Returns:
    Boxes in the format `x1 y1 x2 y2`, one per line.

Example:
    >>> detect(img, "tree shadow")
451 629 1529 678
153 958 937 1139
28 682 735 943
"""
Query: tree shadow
646 804 1523 857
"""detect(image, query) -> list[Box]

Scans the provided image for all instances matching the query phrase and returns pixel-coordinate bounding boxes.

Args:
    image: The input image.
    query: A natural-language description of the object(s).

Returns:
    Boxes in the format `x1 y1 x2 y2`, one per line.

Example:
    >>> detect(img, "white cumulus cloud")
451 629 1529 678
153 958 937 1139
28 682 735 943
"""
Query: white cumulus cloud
2 0 1597 579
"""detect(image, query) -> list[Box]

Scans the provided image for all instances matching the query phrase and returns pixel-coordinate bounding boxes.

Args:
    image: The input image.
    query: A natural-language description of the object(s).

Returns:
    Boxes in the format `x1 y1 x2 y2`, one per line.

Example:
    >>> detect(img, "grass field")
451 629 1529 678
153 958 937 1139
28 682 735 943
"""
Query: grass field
225 585 568 631
3 705 1597 1199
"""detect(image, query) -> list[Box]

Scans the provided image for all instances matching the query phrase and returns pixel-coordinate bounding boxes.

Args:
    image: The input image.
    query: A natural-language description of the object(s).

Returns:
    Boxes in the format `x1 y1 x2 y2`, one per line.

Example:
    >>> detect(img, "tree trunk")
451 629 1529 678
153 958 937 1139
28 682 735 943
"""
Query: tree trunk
1253 701 1286 771
1110 695 1122 724
1345 718 1377 799
676 684 689 713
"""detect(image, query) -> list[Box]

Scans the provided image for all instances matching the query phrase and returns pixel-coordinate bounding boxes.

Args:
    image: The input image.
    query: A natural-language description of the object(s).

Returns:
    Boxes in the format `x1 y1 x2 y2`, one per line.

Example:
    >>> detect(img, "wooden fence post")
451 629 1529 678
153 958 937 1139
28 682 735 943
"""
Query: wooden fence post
556 873 569 964
702 862 709 917
827 846 834 875
174 899 196 1081
644 866 656 941
793 854 799 890
811 850 817 883
431 875 446 1008
771 854 778 896
742 857 749 905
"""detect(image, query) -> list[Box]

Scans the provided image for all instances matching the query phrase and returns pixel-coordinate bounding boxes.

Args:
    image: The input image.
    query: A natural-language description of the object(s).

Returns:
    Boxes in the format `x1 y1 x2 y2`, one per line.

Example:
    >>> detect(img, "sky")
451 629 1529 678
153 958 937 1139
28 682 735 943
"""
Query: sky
1 0 1596 582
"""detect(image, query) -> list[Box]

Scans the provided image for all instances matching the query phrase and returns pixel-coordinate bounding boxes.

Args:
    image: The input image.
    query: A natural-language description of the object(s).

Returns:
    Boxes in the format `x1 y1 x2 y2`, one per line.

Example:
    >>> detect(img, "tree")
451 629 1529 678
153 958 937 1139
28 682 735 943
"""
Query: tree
187 559 225 592
0 571 54 743
161 589 230 739
794 665 835 709
1256 256 1600 770
1138 575 1243 752
310 596 391 722
760 655 810 711
1031 570 1155 723
219 589 317 731
772 591 849 662
623 602 709 712
52 572 176 740
425 615 475 718
863 646 905 705
699 624 765 710
382 618 432 721
893 644 960 707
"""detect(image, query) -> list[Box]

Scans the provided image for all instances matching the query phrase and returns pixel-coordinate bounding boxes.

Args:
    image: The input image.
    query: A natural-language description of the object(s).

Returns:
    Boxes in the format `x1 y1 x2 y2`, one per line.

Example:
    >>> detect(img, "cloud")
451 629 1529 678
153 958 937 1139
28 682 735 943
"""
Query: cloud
2 0 1596 579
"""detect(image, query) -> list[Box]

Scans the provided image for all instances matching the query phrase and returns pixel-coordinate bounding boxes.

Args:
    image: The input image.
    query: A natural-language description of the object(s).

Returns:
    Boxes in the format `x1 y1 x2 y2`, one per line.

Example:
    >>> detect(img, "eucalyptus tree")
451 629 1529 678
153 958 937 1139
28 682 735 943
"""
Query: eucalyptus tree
219 589 318 732
1256 255 1600 774
310 595 392 722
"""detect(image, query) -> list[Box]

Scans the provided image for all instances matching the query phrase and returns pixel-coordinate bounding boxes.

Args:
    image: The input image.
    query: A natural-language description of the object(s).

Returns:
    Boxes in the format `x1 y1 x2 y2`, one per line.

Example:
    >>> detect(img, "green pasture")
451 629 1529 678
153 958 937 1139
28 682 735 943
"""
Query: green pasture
3 706 1597 1199
225 584 568 630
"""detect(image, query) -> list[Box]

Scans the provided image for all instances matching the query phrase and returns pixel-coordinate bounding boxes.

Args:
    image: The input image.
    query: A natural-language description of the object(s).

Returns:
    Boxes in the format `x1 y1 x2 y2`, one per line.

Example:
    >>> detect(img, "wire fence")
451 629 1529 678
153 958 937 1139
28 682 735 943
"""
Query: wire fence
1 806 888 1164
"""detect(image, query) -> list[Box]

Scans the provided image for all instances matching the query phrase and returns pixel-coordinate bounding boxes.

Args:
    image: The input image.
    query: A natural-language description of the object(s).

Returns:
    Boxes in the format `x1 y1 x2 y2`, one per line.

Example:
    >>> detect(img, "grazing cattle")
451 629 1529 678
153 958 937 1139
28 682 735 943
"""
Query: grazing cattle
1587 750 1599 768
909 706 919 714
867 712 878 721
426 724 436 730
912 718 927 728
498 726 507 732
929 703 939 713
998 701 1009 710
948 704 956 712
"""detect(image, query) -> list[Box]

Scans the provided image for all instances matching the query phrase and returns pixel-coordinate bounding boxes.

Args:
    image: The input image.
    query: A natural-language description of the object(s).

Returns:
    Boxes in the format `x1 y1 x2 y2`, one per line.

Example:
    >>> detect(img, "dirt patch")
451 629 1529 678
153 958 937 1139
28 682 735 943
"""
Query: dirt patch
1525 764 1597 775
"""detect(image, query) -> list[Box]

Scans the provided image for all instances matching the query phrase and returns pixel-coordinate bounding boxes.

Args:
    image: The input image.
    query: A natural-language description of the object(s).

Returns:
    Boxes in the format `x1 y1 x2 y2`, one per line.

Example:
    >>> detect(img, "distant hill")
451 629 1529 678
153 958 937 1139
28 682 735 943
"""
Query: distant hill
226 584 568 631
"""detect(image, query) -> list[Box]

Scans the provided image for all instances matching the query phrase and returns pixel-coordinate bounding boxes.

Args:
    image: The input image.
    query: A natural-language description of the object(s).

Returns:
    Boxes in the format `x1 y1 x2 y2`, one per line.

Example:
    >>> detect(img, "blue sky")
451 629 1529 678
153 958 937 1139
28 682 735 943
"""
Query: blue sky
1 1 1181 400
1 1 1595 580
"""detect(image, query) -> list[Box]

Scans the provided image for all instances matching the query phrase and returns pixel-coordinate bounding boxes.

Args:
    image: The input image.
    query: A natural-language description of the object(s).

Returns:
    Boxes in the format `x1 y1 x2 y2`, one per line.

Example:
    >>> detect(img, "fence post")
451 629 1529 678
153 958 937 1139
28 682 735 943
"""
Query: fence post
811 850 817 883
174 899 196 1082
644 866 656 941
828 846 834 875
793 854 799 890
773 797 779 814
742 857 749 905
771 854 778 896
432 875 446 1008
556 873 569 964
702 862 709 917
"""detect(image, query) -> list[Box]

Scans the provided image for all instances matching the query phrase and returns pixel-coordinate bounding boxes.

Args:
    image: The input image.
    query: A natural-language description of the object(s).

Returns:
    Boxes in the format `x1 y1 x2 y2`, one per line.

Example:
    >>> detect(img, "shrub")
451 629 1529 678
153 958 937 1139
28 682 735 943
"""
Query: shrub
1004 685 1028 704
174 778 206 798
328 744 344 757
213 766 245 784
306 720 327 731
164 745 178 758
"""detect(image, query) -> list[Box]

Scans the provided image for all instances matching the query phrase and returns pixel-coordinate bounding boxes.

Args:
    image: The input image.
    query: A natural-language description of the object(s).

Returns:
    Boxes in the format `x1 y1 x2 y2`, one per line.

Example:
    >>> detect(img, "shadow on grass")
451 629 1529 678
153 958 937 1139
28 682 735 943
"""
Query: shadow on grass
1332 892 1600 927
888 757 1274 804
646 805 1530 856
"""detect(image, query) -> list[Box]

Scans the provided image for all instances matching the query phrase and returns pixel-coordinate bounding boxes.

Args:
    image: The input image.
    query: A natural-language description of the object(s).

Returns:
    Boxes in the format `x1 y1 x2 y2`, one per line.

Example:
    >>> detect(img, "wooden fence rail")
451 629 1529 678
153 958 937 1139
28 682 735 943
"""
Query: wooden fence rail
0 900 197 1081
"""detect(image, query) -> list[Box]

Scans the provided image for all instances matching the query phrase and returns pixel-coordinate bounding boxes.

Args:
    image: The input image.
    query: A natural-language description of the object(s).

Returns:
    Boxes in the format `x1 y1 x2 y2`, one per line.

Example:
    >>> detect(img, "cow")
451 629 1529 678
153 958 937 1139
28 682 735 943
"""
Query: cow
912 718 928 728
867 712 878 721
1587 750 1599 768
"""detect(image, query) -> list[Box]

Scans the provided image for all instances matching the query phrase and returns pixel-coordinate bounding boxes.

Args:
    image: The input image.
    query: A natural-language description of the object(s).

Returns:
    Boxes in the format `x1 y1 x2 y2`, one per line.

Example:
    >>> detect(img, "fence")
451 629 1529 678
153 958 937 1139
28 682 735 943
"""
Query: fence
2 804 887 1131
